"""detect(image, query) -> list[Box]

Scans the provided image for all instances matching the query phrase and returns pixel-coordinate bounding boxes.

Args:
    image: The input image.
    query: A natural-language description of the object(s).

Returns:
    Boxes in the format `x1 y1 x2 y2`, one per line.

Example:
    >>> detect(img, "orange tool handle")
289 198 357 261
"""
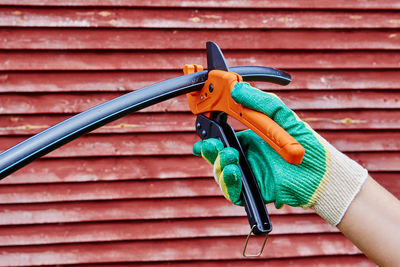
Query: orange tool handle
230 105 304 165
187 69 305 165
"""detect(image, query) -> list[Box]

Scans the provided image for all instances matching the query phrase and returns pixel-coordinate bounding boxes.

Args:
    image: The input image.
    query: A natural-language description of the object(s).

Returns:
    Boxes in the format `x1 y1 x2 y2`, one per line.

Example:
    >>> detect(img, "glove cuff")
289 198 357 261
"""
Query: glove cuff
305 139 368 226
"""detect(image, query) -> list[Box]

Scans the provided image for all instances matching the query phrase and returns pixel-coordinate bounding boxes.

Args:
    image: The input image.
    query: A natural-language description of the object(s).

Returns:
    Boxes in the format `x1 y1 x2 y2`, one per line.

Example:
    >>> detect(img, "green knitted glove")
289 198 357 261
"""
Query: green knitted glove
193 82 368 226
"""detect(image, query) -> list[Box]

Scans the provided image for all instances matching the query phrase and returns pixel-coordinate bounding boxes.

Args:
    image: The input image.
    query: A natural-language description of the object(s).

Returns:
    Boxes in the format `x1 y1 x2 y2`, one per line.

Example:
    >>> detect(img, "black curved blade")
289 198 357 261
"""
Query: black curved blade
206 41 229 72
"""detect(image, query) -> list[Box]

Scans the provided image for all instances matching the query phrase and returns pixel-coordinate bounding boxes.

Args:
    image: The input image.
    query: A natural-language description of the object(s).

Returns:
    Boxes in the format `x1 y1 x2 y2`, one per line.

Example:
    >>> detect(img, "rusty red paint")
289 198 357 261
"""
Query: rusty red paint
0 234 361 265
1 70 400 93
1 91 400 114
1 156 213 184
0 113 196 135
0 197 316 225
1 29 400 50
0 0 398 10
0 178 220 203
0 215 335 246
1 7 400 29
0 71 180 93
350 152 400 172
66 256 373 266
68 256 373 266
1 110 400 137
1 131 400 159
1 51 400 70
0 172 398 203
0 2 396 266
1 153 398 184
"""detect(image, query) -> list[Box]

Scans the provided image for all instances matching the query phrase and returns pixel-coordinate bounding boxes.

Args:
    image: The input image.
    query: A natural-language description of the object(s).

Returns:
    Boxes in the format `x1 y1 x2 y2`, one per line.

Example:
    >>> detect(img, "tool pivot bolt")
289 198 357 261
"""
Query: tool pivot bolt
208 83 214 93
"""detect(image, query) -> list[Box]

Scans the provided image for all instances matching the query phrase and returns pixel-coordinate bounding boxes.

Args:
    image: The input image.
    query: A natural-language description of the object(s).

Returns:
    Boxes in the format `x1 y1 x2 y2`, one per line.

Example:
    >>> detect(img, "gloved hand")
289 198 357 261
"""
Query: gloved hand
193 82 368 226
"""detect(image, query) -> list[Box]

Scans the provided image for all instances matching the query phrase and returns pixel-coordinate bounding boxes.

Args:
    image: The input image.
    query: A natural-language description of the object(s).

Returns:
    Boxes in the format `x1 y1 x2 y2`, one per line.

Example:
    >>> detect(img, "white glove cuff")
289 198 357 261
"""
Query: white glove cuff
307 139 368 226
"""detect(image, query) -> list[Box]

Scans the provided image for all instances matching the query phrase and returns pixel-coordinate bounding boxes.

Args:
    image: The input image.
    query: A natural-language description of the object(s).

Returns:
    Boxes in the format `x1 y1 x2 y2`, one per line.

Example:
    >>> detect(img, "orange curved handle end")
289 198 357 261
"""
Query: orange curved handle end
234 107 305 165
281 142 305 165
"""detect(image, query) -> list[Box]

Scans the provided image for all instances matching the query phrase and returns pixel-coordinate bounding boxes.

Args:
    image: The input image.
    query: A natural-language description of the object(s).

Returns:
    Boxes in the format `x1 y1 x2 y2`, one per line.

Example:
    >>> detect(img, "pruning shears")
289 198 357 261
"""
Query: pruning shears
185 42 304 256
0 41 304 257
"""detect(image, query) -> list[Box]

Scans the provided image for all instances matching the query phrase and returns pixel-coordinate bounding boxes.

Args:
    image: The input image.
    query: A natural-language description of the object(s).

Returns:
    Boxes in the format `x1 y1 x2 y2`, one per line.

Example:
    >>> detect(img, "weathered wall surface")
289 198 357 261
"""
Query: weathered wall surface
0 1 399 265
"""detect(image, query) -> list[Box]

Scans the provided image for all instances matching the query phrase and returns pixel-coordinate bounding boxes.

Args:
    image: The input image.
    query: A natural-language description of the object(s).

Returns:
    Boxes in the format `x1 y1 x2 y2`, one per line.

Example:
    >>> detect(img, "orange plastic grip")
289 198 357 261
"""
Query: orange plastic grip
187 69 305 165
231 106 305 165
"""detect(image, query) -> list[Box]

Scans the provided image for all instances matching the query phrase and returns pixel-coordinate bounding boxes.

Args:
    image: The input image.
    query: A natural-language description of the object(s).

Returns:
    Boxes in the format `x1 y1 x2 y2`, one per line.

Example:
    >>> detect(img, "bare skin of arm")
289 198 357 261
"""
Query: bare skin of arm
337 176 400 266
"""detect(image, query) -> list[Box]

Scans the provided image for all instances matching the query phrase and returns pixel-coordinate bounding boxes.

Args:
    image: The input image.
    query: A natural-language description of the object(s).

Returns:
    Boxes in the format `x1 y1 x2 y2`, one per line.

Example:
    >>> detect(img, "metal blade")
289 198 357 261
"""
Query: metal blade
206 41 229 72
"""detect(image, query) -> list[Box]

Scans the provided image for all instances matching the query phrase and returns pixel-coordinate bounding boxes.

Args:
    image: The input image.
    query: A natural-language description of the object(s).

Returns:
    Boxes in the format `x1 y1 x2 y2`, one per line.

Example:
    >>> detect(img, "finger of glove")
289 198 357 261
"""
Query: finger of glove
193 138 224 165
231 82 302 133
213 147 240 178
214 147 242 205
194 139 243 205
216 164 243 205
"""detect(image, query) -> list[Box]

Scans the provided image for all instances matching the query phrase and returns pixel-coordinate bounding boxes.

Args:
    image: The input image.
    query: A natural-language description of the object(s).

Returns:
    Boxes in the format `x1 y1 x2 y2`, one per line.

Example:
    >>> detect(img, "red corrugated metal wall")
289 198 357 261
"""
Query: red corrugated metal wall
0 1 399 266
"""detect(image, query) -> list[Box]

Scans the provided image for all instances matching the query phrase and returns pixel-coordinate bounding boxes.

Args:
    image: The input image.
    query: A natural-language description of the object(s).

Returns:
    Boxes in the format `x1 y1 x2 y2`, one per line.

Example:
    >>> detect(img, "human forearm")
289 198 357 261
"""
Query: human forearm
337 176 400 266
